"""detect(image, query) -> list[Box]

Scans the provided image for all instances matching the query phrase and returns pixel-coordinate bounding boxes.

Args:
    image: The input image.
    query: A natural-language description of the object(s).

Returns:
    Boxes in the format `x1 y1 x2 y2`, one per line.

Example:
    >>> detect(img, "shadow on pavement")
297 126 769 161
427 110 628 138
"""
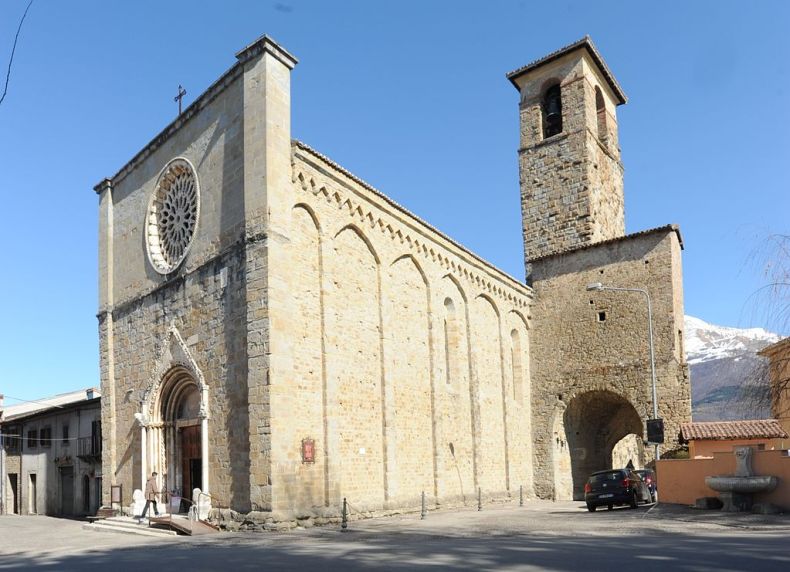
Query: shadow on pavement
1 524 789 572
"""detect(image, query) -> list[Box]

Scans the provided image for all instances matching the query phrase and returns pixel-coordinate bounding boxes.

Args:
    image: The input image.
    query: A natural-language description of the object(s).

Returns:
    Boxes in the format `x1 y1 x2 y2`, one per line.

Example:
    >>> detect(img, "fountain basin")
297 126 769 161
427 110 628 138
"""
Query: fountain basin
705 475 778 494
703 446 781 512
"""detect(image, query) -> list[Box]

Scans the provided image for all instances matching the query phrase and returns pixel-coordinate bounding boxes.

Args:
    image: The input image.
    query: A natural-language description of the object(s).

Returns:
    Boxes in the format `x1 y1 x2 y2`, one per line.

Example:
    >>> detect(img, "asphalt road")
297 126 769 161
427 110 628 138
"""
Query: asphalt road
1 501 789 571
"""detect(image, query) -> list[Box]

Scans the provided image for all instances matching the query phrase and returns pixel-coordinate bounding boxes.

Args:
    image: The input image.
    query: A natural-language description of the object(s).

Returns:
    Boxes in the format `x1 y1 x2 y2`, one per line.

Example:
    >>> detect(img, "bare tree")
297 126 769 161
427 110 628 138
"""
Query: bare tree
735 234 790 418
764 343 790 421
736 359 772 418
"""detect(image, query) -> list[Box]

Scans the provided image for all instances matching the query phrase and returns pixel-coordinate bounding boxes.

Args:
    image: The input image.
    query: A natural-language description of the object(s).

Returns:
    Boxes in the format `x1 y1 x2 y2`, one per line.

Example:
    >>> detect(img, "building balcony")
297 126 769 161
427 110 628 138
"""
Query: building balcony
77 436 102 461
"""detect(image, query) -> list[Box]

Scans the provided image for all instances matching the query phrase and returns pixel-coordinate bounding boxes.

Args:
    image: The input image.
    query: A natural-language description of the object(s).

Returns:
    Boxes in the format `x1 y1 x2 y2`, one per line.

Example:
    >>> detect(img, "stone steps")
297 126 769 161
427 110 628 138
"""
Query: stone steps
83 516 179 538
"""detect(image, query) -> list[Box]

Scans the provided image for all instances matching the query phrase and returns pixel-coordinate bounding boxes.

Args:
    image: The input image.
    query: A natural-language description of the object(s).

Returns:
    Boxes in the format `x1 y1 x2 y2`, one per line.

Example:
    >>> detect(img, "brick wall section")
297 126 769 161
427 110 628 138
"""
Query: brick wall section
325 227 385 508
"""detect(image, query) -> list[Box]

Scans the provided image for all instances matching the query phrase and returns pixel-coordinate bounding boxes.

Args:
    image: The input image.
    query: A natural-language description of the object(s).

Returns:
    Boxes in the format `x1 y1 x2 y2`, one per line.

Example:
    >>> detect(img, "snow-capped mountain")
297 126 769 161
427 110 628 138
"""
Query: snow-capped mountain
685 315 780 365
685 315 781 421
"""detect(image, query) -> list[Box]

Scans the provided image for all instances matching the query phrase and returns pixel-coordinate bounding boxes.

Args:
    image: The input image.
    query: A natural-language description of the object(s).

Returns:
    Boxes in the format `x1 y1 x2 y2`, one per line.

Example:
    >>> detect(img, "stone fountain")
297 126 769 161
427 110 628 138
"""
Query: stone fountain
705 446 778 512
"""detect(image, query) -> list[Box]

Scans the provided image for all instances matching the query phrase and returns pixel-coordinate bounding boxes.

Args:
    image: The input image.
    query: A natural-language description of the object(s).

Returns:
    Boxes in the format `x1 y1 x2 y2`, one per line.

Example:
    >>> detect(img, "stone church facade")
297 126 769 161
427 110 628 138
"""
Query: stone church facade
94 36 690 519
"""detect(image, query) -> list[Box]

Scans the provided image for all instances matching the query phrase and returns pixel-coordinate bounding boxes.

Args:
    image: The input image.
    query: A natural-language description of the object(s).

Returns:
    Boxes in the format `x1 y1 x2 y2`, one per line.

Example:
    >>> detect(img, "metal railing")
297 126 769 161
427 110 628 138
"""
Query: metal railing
163 491 214 520
77 436 102 458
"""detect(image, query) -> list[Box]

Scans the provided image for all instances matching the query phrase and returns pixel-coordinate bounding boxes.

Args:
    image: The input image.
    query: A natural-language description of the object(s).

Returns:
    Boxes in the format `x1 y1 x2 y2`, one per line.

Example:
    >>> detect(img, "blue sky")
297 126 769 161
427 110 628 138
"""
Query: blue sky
0 1 788 403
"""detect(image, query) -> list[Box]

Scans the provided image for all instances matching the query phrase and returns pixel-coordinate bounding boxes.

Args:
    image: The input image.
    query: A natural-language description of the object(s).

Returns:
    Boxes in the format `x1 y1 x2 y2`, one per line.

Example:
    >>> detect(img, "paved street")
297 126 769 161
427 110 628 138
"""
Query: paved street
1 501 789 571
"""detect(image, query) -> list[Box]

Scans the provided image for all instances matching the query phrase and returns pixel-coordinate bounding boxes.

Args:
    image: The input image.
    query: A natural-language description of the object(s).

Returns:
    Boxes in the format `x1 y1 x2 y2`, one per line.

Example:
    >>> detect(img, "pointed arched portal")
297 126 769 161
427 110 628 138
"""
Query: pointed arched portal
137 325 210 504
157 367 204 498
559 390 643 500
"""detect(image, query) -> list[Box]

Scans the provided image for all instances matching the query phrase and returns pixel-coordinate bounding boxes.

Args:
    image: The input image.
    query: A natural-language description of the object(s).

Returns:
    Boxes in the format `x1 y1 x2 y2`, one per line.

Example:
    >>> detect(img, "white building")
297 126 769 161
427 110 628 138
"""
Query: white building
1 389 102 516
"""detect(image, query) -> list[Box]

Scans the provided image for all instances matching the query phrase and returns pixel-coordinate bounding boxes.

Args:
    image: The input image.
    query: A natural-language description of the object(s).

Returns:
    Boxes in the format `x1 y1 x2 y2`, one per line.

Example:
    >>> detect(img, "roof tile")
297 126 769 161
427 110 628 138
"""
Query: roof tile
506 36 627 105
681 419 788 442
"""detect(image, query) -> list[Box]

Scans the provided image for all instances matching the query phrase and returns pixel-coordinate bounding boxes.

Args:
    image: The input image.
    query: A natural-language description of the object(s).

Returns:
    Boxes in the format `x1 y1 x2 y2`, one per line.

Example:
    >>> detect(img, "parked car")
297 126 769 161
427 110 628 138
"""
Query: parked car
634 469 657 502
584 468 652 511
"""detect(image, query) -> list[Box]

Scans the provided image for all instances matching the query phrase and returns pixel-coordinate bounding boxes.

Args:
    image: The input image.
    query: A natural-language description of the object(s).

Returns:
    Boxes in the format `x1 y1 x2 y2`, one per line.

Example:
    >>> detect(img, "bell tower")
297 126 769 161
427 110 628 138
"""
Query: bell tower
508 37 627 269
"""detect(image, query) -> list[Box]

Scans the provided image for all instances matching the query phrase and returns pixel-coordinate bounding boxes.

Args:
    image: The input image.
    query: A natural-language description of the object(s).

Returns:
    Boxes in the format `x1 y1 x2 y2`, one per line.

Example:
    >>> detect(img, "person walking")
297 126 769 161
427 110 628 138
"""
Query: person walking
139 471 161 522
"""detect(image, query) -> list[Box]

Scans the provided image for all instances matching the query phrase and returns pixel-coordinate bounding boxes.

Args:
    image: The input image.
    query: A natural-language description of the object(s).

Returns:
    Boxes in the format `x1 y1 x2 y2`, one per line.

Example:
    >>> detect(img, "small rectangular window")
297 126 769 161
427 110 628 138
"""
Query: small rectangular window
62 424 70 444
27 430 37 449
4 426 21 452
597 311 607 322
40 427 52 448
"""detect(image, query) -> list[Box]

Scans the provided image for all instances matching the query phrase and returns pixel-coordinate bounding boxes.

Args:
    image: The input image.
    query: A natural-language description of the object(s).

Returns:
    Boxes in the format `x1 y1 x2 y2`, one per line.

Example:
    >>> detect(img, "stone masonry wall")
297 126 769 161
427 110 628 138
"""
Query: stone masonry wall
107 250 250 509
269 143 534 516
517 50 625 266
108 77 246 305
99 62 253 510
99 38 297 515
529 229 691 499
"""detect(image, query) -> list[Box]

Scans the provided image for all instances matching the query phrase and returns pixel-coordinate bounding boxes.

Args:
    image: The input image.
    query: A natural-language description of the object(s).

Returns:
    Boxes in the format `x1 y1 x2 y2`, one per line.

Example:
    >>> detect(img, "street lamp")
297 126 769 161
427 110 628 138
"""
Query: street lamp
586 282 661 461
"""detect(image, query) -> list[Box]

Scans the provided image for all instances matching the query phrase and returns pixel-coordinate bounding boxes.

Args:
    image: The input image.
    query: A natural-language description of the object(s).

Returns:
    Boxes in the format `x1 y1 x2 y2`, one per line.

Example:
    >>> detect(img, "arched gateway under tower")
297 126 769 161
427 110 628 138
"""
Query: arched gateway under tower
553 391 643 500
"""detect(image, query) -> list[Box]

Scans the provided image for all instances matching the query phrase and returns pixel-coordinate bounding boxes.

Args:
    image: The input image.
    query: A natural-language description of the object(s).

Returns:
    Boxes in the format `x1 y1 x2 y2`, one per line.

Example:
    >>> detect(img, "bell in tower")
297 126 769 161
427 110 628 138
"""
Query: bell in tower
542 84 563 138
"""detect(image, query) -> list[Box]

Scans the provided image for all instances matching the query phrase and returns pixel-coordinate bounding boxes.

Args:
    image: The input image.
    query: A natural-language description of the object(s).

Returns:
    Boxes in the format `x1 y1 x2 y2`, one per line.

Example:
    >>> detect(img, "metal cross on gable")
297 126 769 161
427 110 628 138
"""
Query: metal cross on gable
174 84 187 115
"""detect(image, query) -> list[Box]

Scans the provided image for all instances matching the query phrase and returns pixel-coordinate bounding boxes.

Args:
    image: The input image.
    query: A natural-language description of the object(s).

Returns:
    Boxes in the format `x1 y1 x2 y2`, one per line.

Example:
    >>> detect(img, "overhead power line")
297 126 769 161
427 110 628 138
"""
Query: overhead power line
1 394 65 409
0 0 34 107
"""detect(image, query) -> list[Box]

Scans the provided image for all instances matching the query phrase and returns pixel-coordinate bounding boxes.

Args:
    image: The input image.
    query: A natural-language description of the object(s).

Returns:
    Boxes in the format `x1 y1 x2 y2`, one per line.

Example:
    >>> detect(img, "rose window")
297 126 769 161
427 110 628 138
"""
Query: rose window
146 158 200 274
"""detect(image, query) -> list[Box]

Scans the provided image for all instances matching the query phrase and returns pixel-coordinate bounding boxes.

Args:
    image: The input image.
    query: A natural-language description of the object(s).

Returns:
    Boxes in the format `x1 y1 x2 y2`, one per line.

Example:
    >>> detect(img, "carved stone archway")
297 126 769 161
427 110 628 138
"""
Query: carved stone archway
136 325 210 500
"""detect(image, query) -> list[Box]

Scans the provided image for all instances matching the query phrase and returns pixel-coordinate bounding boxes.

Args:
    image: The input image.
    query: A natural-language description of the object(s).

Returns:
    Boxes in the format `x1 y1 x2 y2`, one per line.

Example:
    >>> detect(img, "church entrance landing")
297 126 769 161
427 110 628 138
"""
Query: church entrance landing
553 390 643 500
